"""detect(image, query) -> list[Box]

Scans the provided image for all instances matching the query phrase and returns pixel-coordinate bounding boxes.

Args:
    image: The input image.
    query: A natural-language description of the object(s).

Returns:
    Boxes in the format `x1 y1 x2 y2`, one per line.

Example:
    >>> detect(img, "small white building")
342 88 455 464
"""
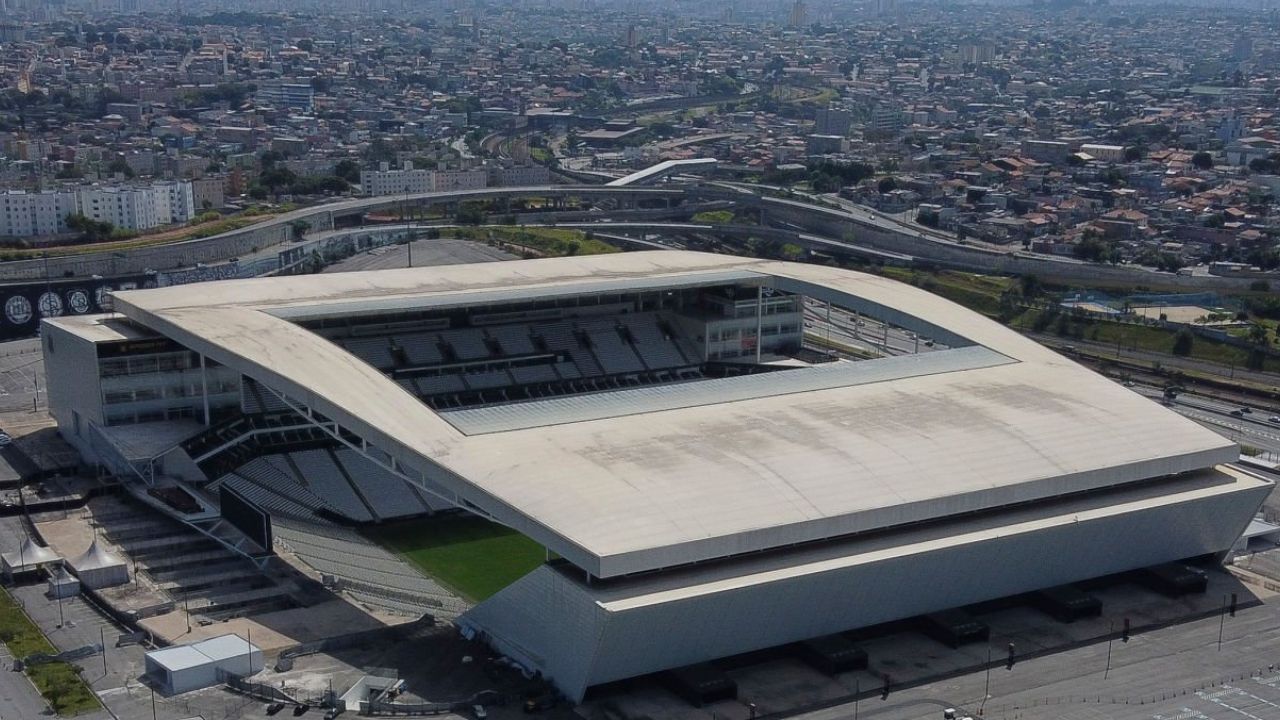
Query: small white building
1079 144 1128 163
145 634 263 695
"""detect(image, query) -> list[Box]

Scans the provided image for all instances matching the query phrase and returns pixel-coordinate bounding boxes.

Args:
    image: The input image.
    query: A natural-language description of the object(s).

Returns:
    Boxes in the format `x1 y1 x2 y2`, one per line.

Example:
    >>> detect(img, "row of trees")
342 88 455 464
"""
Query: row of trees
64 213 118 242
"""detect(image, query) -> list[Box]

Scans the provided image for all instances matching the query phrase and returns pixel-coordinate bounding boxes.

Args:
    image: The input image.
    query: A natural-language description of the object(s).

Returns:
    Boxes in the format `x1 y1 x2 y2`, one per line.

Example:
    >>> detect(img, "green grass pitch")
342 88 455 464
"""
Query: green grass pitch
368 514 546 602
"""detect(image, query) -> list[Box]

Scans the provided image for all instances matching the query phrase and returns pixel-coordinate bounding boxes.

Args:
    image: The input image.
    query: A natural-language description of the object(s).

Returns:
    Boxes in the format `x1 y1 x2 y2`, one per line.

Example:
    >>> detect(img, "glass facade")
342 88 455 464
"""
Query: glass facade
99 349 241 426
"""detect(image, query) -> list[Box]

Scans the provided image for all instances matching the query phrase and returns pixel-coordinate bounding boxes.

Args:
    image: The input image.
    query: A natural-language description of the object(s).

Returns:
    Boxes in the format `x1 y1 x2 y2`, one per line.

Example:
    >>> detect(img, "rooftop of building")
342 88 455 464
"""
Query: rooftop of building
49 251 1238 578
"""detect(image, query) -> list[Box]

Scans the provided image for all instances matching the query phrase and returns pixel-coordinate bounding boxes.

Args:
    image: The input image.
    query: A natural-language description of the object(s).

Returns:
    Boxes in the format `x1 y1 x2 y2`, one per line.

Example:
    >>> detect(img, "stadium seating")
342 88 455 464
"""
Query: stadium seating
415 374 466 395
623 315 692 368
586 325 646 374
220 473 320 521
289 449 374 522
510 365 559 384
235 458 332 514
554 361 582 379
242 380 292 414
439 329 490 361
272 518 469 618
487 325 536 356
333 449 441 517
395 333 444 365
464 369 514 390
342 337 396 369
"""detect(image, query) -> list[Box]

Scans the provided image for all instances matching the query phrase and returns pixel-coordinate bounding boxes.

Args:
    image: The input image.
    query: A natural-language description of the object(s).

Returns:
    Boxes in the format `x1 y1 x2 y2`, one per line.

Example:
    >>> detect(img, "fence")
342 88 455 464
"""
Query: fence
980 669 1280 719
218 670 312 706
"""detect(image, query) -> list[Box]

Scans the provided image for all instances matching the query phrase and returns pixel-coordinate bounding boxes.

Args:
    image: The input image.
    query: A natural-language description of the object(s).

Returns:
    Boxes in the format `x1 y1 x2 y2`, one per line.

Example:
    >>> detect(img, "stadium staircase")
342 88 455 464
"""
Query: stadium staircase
90 494 301 621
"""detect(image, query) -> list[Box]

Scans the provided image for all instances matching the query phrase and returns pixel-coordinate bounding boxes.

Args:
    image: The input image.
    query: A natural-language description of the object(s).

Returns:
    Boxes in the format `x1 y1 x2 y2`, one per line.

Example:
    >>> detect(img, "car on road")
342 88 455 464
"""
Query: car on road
1231 409 1245 417
1241 407 1253 414
1268 415 1280 425
473 705 488 719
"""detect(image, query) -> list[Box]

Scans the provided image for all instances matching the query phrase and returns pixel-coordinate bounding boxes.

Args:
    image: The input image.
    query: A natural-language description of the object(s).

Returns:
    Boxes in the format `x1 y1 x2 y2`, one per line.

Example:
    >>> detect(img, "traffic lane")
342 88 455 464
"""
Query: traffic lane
1178 397 1280 427
803 307 942 354
1118 385 1280 454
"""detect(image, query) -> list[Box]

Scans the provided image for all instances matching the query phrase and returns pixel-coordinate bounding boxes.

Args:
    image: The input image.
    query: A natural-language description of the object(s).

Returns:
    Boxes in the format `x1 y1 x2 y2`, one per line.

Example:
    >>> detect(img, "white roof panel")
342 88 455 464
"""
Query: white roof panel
191 634 258 662
102 251 1239 577
146 645 211 673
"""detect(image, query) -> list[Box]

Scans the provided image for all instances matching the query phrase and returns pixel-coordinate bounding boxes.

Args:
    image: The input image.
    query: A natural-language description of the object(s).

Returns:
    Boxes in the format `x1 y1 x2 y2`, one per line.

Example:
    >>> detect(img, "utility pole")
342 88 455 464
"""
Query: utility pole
55 567 65 628
981 644 992 716
1104 620 1114 679
1218 594 1228 651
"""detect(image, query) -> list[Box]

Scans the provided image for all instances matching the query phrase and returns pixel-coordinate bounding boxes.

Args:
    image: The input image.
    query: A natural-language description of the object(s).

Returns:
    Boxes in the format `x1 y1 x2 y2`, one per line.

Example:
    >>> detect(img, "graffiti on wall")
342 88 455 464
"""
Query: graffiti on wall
0 274 157 341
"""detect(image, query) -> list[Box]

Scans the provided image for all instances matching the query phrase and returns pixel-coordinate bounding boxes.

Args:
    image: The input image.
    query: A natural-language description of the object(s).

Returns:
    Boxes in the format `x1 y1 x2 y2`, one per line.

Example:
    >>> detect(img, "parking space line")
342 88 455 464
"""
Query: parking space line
1196 688 1270 720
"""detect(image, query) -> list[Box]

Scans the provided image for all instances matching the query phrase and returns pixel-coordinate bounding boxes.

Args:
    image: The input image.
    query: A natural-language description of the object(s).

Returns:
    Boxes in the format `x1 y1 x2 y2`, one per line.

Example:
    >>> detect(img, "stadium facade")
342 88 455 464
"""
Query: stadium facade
41 251 1269 701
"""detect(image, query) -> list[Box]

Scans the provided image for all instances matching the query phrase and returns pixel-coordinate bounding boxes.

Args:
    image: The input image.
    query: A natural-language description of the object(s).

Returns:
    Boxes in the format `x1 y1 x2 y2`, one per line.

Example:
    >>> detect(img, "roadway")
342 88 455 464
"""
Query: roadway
1125 384 1280 458
1028 332 1280 390
802 298 946 357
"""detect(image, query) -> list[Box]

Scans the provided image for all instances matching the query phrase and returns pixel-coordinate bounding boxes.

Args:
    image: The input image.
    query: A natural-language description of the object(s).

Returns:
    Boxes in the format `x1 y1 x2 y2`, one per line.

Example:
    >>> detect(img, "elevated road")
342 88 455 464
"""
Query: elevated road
606 158 718 186
5 170 1273 294
0 185 689 282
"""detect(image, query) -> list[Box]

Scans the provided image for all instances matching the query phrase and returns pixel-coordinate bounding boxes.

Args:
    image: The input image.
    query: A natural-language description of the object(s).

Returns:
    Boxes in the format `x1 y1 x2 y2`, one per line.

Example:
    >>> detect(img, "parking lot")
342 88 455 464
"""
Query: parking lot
579 565 1280 720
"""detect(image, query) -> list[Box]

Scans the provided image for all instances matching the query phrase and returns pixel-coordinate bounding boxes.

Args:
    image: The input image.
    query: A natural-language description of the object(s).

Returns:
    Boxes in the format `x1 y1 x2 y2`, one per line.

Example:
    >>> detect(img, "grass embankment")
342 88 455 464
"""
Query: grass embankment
691 210 736 225
1007 308 1280 371
0 205 297 260
452 226 619 257
876 267 1280 373
0 589 100 716
369 515 545 602
880 267 1013 317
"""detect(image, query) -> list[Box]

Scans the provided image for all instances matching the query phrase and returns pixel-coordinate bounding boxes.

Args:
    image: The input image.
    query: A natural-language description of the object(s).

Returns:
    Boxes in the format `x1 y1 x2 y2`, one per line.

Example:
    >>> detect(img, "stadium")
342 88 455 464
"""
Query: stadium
40 250 1270 702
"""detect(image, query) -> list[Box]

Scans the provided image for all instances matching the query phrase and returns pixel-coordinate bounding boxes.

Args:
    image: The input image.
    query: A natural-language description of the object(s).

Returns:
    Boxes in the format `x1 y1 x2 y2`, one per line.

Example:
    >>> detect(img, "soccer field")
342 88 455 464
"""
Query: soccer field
368 514 545 602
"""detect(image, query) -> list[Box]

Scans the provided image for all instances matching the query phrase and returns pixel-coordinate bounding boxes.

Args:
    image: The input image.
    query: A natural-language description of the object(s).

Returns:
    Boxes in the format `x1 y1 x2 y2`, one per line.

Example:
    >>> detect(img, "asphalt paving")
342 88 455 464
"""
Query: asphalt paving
788 593 1280 720
321 237 515 273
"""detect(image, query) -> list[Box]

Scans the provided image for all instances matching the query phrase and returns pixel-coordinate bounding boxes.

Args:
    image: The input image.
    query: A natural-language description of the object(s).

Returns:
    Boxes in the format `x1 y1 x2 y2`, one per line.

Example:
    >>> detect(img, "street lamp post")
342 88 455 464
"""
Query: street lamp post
981 644 992 715
1104 620 1114 679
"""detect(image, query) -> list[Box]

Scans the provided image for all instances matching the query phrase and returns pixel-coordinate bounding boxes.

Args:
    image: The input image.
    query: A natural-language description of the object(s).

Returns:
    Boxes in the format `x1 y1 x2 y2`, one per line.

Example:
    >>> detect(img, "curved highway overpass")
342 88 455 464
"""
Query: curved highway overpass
0 185 688 282
0 179 1271 293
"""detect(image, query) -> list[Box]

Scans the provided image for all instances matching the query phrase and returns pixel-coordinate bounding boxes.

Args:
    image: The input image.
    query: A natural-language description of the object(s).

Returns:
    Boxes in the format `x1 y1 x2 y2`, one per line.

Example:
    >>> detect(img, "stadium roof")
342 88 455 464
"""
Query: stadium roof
95 251 1237 578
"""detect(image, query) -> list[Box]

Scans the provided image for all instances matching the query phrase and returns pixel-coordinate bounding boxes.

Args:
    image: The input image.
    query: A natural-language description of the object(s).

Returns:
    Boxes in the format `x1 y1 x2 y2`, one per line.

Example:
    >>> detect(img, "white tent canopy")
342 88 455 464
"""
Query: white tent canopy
68 540 129 589
1 538 63 576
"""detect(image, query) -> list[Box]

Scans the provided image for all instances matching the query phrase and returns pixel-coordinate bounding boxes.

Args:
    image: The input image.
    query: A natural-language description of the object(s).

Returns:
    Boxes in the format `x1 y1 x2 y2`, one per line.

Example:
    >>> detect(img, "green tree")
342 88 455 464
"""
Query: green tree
259 165 298 195
106 157 135 178
456 202 486 225
1172 328 1194 356
1019 274 1042 299
1247 322 1269 347
64 213 115 242
334 159 361 184
1191 151 1213 170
